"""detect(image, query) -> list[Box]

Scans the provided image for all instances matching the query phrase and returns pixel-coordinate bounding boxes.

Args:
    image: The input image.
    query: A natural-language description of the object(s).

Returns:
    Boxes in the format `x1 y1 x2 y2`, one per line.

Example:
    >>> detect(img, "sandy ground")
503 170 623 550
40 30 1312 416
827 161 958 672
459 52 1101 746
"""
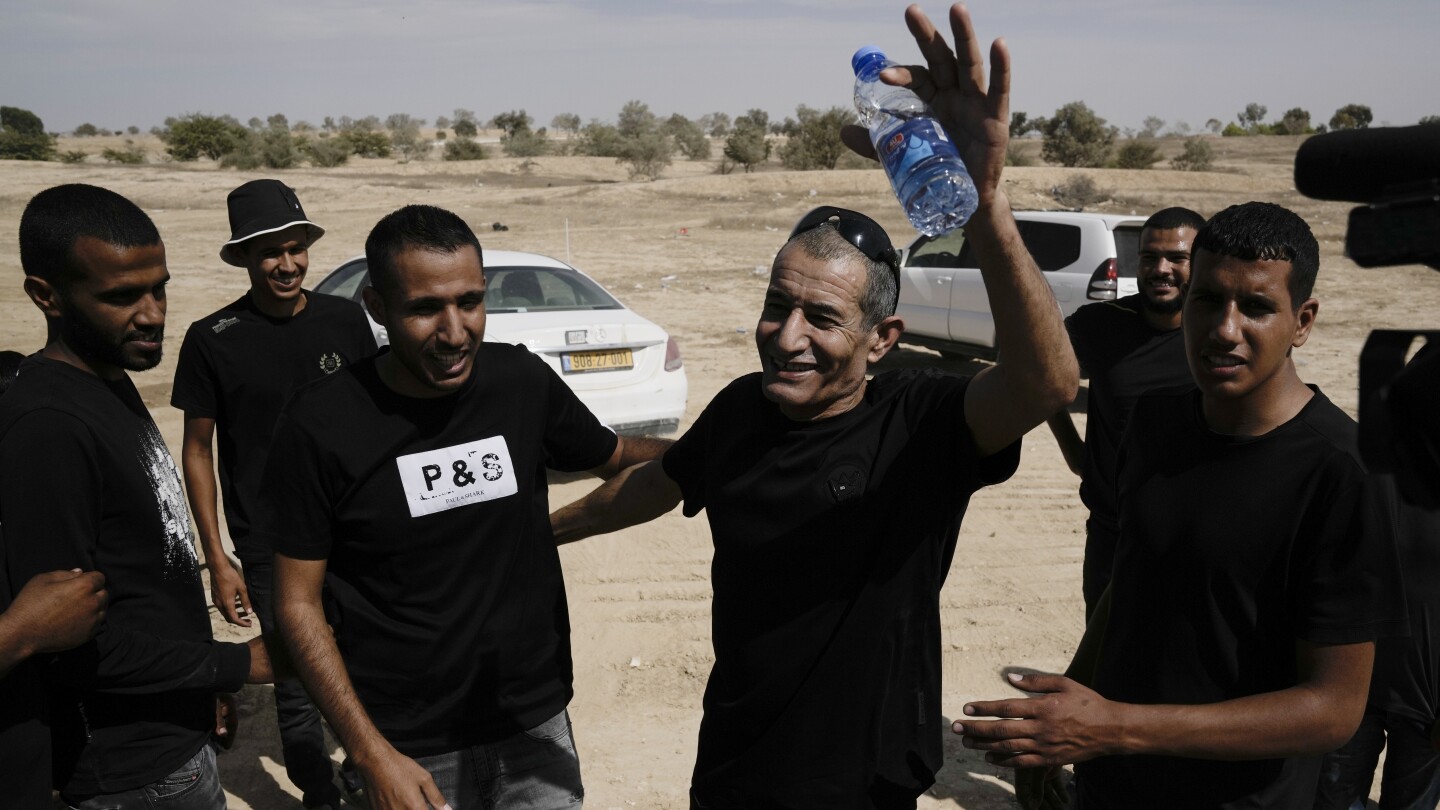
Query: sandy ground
2 134 1433 808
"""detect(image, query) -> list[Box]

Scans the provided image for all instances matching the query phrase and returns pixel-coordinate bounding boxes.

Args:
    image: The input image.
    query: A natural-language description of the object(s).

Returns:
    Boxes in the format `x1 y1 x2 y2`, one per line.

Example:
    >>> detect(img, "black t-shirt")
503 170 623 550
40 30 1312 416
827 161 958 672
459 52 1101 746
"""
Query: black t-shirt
1369 493 1440 724
0 357 251 797
170 291 376 550
663 368 1020 807
1066 295 1191 532
254 344 617 757
1076 387 1406 810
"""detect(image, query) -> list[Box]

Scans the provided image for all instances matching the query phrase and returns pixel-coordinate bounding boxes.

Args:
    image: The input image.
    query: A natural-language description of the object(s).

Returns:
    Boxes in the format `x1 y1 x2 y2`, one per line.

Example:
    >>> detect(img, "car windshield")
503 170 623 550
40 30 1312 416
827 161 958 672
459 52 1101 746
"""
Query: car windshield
487 266 623 313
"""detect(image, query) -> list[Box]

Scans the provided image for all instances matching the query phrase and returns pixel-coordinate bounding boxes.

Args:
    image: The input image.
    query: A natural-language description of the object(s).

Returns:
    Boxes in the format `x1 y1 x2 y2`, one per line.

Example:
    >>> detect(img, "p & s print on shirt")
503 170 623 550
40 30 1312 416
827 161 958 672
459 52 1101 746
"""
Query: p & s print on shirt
395 435 518 518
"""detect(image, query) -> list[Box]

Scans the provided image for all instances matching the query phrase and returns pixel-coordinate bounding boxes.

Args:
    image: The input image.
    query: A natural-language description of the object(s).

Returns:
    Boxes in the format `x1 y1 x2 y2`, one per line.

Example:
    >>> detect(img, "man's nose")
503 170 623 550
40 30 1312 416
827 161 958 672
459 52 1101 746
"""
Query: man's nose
775 308 809 352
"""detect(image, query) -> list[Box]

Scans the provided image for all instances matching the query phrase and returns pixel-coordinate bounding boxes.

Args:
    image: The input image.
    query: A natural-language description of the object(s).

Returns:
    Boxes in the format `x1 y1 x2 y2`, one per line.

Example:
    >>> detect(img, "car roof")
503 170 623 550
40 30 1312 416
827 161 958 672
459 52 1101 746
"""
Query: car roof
1012 210 1147 228
336 250 579 271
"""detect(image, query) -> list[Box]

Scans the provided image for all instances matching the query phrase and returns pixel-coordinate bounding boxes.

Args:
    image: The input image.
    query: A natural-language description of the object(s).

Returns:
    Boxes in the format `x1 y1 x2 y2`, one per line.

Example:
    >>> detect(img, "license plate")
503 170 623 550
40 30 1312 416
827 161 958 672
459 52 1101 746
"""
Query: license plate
562 348 633 373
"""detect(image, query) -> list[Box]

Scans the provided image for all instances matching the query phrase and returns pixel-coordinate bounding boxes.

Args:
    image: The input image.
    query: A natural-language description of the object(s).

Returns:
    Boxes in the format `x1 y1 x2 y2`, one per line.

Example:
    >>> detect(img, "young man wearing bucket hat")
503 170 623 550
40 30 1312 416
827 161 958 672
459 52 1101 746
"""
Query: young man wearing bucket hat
171 179 376 808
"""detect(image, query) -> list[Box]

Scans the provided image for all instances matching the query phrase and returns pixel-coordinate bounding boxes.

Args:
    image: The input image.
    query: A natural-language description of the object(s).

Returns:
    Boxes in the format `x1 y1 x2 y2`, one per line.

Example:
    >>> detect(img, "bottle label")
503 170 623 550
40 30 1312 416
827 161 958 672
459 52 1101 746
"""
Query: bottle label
876 118 960 181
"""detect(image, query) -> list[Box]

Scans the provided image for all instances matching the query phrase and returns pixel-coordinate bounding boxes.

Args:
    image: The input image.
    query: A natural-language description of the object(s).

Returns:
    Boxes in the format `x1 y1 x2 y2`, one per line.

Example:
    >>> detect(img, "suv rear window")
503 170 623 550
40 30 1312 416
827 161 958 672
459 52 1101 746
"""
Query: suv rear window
1113 225 1142 279
1021 222 1082 272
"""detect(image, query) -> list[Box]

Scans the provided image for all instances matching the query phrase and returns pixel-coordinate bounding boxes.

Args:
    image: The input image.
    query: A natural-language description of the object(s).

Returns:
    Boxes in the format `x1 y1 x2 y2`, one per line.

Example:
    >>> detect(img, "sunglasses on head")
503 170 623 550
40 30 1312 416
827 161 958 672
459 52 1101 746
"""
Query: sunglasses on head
788 206 901 288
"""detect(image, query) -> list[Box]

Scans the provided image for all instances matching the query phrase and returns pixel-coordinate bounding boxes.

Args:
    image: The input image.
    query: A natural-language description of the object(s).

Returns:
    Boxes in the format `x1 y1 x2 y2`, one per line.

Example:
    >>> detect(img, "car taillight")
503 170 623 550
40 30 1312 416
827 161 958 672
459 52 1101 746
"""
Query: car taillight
664 336 683 371
1087 259 1119 300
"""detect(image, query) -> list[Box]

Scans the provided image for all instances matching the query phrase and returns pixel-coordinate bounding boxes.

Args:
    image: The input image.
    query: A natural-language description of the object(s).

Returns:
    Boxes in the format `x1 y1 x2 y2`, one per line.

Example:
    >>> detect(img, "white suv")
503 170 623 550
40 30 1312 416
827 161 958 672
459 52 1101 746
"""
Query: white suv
898 211 1145 360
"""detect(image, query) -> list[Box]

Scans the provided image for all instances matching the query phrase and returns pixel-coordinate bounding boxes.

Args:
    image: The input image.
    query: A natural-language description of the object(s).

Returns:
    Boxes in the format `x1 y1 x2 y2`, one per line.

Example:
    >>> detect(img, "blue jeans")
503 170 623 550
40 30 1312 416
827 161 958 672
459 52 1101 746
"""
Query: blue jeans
1315 707 1440 810
66 744 225 810
411 710 584 810
241 550 340 806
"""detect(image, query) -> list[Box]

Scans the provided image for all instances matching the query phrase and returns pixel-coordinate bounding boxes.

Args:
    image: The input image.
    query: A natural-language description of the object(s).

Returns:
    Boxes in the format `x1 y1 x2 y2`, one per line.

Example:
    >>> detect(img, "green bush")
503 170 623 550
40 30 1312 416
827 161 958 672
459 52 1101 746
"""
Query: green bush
1004 143 1035 166
1329 104 1373 130
1170 137 1214 171
73 122 100 137
1040 101 1115 167
1221 123 1248 137
305 137 350 167
662 114 710 160
0 106 56 160
502 129 548 157
1114 139 1161 169
161 114 246 160
1051 175 1106 208
777 105 850 170
575 121 622 157
58 150 88 164
453 118 478 139
101 141 146 164
339 130 392 158
618 131 673 179
723 124 770 172
259 128 300 168
443 138 488 161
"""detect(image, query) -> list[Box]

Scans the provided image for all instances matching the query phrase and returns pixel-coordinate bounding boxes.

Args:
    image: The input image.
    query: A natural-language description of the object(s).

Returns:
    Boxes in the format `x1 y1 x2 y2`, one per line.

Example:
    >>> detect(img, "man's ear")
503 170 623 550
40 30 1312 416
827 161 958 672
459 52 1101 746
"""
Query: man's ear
1292 297 1319 349
361 285 386 326
867 315 905 364
23 276 62 319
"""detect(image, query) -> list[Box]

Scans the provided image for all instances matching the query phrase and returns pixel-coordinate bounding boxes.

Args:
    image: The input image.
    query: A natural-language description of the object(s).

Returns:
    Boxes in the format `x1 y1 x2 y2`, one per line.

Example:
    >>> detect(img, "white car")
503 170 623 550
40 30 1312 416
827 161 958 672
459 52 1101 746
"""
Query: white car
315 250 687 436
898 211 1146 360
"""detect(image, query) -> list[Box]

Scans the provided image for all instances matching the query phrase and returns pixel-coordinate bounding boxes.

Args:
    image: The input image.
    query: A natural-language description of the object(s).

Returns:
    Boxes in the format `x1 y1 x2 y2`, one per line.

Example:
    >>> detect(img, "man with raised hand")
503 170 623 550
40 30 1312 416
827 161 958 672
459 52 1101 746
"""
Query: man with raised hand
263 205 669 810
551 5 1078 807
1047 206 1205 617
172 179 375 809
1 184 272 809
958 202 1405 810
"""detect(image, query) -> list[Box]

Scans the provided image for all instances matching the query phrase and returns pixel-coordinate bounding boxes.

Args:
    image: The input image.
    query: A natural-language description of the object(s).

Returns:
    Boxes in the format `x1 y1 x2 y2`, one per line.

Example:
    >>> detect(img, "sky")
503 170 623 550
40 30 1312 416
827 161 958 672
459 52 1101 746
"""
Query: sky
2 0 1437 135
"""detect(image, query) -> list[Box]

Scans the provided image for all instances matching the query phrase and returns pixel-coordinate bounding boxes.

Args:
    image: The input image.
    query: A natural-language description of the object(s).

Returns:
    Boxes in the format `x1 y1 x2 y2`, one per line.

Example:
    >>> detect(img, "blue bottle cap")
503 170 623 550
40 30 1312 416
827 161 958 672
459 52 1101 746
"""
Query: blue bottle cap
851 46 887 76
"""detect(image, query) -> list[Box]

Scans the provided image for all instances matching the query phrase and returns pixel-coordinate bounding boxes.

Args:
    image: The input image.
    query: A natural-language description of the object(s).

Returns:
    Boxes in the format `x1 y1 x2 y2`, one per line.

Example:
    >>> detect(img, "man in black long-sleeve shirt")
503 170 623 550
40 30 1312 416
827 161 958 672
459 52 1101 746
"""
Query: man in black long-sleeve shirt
0 184 272 808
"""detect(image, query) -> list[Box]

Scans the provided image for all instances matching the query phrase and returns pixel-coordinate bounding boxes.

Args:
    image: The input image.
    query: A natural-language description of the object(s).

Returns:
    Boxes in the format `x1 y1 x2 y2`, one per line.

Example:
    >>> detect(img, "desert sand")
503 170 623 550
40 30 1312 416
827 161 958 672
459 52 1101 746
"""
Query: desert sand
1 134 1432 808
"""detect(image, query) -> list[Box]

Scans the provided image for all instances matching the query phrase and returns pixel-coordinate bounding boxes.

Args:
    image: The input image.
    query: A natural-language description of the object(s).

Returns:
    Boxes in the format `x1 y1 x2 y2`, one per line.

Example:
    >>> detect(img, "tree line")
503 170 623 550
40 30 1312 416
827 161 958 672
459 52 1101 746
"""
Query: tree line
5 102 1438 178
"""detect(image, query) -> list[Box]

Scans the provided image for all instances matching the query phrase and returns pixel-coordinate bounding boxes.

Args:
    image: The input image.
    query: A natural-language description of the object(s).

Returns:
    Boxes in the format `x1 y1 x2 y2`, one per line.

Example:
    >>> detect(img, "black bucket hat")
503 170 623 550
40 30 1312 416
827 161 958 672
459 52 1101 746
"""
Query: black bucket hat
219 179 325 267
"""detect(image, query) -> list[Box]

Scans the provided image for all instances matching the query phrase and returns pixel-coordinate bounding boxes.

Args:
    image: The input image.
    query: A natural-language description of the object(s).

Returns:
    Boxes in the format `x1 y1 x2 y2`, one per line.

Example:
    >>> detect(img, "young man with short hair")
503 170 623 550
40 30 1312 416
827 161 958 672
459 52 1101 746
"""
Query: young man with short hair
171 179 375 808
264 205 668 808
1047 206 1206 616
1 183 273 809
958 202 1405 810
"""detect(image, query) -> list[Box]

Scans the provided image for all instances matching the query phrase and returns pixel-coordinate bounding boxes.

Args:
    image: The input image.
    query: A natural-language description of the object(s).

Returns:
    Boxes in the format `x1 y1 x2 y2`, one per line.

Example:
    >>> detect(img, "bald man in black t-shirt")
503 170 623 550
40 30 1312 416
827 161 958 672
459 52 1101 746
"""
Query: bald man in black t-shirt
1047 206 1204 617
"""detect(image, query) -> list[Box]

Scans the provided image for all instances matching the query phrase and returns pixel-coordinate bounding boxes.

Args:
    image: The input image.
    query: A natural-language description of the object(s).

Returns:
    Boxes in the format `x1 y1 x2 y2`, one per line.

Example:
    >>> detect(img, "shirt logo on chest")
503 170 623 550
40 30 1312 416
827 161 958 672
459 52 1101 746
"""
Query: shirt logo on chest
826 464 867 504
212 316 240 334
318 352 343 374
395 435 518 518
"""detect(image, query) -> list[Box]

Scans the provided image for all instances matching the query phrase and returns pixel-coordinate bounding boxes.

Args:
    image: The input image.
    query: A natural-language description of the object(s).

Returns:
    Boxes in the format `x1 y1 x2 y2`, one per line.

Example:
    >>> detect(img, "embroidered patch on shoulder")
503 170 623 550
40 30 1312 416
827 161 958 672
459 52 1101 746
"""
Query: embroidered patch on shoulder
318 352 342 374
212 316 240 334
395 435 518 518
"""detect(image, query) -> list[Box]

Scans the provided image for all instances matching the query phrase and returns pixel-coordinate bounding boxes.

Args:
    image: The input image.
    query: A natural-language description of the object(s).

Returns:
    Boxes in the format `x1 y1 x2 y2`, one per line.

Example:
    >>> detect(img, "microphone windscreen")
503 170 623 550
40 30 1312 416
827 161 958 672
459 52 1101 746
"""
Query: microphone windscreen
1294 125 1440 203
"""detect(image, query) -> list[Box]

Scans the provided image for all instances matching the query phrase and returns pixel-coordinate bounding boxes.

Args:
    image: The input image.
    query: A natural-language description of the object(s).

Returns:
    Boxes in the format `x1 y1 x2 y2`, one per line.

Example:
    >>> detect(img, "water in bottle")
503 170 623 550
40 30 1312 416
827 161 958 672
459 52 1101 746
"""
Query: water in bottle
852 46 978 235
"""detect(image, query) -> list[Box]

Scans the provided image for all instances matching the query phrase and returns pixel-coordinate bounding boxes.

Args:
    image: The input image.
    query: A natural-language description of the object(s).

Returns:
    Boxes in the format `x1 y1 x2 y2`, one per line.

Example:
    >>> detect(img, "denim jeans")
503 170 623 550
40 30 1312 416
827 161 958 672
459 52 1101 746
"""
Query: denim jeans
66 744 225 810
1315 707 1440 810
411 709 584 810
241 550 340 806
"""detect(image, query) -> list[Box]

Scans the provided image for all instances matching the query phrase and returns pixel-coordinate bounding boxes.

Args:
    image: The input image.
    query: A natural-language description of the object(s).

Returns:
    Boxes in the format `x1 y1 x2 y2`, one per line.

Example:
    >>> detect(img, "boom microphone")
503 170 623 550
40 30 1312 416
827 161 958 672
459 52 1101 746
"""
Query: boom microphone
1294 124 1440 202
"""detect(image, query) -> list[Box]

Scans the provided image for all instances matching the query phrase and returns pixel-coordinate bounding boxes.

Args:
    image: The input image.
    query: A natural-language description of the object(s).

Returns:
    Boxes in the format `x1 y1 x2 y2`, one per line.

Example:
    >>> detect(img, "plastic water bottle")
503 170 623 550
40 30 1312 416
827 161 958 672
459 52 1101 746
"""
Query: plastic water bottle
853 46 978 236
